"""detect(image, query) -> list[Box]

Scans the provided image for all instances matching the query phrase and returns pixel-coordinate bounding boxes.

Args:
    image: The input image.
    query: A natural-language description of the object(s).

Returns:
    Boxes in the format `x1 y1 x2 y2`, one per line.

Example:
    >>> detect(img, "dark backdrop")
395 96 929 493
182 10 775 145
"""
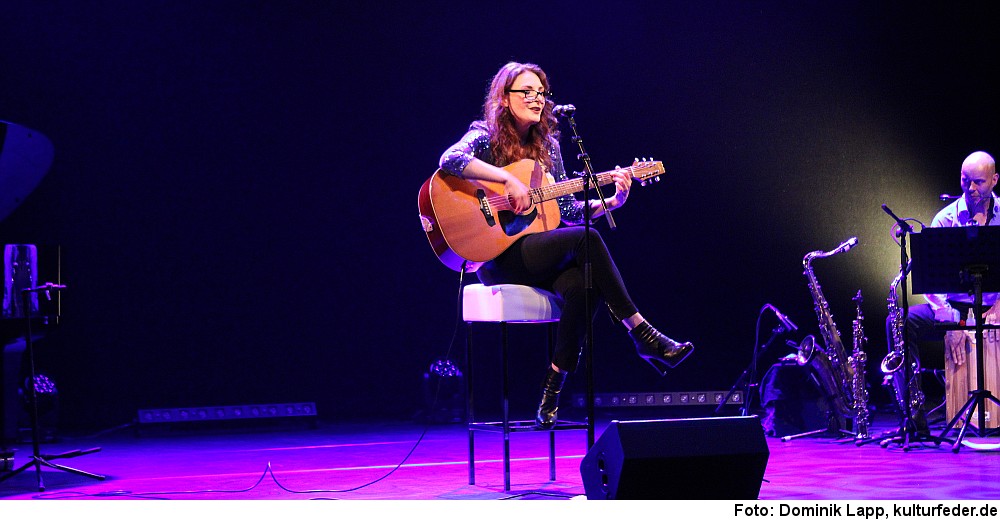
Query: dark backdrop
1 1 996 430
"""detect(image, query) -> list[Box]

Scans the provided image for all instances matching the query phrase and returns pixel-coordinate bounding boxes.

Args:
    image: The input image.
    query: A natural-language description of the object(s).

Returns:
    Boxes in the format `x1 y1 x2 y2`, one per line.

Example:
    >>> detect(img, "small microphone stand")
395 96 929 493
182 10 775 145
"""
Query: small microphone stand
0 283 105 490
716 309 790 417
561 108 612 448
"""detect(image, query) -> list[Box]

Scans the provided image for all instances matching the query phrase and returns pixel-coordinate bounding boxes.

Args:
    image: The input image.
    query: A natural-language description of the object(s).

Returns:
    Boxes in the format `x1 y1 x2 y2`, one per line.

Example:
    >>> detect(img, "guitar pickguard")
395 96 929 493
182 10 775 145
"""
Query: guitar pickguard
498 208 538 236
474 188 538 235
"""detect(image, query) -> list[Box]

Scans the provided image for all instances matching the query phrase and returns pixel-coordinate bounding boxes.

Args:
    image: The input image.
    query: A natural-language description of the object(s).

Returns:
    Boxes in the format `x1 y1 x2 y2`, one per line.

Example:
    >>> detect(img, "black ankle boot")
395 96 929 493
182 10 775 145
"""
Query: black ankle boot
535 368 567 429
628 321 694 376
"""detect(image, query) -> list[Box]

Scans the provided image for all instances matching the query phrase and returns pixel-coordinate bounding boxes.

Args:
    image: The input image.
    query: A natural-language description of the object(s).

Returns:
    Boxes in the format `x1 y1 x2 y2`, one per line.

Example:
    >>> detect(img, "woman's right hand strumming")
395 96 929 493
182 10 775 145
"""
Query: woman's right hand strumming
503 176 532 213
461 158 532 213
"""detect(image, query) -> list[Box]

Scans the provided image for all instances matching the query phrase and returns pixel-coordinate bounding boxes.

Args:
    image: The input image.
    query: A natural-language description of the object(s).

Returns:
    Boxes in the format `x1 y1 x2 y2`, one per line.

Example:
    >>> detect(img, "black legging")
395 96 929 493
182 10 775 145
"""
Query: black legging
476 226 638 372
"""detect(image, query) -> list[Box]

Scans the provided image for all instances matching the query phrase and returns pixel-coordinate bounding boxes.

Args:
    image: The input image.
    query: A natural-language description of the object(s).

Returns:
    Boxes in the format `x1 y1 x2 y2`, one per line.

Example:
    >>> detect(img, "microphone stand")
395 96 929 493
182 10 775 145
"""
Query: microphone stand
716 316 789 417
872 205 949 451
0 283 105 490
561 108 612 448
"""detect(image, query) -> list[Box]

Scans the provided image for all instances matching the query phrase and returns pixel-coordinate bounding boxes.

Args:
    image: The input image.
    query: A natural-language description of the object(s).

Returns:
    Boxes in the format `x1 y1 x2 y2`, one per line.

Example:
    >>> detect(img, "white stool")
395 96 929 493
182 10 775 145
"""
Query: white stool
463 283 593 491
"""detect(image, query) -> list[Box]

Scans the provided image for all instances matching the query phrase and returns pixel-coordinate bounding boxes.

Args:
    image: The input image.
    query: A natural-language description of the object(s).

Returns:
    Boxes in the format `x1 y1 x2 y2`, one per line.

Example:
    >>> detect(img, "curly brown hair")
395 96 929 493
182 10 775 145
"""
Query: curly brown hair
482 62 559 171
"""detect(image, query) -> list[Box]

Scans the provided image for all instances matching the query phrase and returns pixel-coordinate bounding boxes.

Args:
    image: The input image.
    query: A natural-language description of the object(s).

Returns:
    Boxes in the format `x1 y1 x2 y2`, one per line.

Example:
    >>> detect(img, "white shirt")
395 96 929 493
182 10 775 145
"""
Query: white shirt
924 192 1000 311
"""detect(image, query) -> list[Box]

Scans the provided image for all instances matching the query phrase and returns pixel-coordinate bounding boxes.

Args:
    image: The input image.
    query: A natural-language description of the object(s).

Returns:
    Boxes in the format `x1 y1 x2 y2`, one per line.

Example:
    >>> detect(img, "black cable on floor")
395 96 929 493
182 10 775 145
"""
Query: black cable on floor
31 266 473 499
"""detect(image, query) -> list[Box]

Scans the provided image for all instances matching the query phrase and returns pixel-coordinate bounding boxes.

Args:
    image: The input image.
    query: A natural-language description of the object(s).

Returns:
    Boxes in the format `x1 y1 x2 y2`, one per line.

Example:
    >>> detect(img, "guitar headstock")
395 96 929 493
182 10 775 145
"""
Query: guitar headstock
630 158 665 186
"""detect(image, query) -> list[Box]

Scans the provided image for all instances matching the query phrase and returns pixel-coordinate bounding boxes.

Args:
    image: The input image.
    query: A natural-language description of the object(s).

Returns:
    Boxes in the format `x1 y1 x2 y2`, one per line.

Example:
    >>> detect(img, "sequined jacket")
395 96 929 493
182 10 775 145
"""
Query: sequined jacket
438 121 587 225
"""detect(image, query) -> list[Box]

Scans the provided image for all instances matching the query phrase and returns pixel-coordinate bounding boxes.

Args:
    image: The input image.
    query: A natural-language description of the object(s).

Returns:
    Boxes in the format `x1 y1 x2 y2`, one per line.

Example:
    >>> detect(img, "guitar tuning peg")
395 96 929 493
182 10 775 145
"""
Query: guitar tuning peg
654 176 661 182
633 157 639 164
640 180 648 187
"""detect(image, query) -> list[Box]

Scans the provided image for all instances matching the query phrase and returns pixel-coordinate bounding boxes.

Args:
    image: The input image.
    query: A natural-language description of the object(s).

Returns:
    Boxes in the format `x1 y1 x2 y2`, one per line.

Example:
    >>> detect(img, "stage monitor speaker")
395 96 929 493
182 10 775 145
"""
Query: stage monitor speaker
580 416 769 500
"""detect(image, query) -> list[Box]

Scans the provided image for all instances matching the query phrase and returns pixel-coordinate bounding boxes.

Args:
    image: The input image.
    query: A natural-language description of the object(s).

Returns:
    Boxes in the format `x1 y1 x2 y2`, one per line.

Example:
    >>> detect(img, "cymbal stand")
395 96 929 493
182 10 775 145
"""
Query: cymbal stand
0 283 104 490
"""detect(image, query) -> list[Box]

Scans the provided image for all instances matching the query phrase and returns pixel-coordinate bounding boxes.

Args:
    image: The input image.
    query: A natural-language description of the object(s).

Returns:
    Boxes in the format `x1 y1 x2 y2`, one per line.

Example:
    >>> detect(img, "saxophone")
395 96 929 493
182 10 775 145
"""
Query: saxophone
796 237 859 421
882 260 927 428
851 290 870 441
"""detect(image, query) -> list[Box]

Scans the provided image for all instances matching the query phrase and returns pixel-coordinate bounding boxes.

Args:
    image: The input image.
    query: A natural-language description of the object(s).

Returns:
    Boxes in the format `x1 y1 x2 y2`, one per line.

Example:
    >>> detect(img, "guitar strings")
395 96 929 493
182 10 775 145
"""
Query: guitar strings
483 166 641 209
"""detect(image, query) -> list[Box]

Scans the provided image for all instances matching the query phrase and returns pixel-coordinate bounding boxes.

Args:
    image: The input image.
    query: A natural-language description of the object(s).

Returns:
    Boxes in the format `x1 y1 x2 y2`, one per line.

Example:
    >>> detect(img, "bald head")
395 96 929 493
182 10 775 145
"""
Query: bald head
962 151 996 176
960 151 998 209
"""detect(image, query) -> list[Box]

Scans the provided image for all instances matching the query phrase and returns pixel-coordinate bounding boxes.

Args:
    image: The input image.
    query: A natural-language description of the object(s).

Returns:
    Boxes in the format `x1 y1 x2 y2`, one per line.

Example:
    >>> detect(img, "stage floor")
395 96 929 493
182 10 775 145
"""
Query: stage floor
2 411 1000 501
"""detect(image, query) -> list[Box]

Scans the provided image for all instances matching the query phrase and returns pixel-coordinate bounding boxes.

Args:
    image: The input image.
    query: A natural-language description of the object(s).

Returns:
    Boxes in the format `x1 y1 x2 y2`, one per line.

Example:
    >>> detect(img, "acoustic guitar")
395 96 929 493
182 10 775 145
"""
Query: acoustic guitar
418 158 665 272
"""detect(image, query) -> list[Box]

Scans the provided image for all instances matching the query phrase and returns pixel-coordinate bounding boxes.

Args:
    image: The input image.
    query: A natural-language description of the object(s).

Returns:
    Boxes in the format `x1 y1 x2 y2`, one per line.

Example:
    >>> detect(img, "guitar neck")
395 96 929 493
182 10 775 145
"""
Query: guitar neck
531 169 623 203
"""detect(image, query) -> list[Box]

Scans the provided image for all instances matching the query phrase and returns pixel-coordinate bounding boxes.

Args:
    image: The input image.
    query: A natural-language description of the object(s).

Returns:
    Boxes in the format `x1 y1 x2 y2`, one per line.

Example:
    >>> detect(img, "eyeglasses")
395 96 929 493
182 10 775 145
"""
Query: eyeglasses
506 89 552 102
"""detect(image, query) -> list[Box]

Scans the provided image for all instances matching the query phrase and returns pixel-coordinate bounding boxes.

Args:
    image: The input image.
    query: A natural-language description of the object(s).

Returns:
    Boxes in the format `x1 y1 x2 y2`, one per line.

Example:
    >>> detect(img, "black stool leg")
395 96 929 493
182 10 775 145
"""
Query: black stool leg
549 431 556 481
466 321 475 485
502 321 511 492
547 322 556 481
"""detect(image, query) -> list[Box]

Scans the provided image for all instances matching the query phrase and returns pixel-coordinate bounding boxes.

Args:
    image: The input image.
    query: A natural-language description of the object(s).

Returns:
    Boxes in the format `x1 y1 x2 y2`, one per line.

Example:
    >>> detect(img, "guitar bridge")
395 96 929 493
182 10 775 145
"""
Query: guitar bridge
476 189 497 227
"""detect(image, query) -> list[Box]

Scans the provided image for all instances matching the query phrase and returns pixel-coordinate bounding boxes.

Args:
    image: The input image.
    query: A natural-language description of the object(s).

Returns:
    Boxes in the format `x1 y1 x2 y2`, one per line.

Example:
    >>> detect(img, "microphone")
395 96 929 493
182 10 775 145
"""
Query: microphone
552 104 576 117
767 304 799 331
940 193 961 201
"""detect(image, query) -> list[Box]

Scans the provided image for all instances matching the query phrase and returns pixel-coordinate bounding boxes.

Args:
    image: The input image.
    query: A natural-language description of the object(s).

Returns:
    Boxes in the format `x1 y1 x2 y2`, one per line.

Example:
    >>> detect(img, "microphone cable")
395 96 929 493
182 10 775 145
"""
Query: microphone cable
33 265 476 499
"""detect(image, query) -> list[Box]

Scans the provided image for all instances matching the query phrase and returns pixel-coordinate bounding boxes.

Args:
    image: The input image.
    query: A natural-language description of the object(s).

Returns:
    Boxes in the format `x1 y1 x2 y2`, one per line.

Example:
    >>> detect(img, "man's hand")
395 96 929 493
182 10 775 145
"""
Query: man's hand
946 330 967 366
986 301 1000 351
934 306 960 323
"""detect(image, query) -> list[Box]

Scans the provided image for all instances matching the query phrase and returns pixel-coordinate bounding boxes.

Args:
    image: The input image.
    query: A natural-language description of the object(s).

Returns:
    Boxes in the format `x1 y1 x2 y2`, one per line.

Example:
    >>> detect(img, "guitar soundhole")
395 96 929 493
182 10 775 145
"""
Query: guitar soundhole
498 208 538 236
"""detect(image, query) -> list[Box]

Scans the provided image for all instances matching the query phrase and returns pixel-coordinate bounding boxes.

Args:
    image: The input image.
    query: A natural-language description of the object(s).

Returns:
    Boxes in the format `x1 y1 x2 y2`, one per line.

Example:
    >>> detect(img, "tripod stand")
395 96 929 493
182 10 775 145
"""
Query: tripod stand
0 283 104 491
863 206 949 451
936 266 1000 452
910 225 1000 453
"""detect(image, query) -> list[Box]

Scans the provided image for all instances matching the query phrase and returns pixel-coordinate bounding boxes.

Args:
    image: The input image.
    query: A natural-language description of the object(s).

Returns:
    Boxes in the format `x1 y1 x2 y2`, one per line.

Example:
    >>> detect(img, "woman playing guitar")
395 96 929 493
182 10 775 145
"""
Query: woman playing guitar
436 61 694 429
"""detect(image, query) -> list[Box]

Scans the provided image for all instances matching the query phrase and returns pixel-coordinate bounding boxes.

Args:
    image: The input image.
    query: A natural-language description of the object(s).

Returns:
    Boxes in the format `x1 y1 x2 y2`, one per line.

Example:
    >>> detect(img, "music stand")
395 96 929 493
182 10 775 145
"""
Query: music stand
0 284 105 490
865 206 950 450
910 226 1000 453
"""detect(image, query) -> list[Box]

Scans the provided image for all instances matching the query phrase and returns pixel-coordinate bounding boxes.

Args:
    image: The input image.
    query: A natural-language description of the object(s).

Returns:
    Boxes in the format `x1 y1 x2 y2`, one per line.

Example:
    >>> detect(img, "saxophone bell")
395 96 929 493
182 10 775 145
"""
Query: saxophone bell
794 335 819 366
881 350 904 374
793 334 853 418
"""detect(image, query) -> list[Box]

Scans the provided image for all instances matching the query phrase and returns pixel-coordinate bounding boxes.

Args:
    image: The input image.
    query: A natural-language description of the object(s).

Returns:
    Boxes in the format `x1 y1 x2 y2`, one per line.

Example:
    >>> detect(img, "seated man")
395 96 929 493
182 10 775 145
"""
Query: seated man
896 151 999 429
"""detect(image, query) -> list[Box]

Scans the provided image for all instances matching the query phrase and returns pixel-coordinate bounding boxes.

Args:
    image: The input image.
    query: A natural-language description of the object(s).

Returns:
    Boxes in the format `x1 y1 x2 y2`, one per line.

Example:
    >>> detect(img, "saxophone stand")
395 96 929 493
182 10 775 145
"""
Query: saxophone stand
868 205 949 451
560 104 609 448
0 284 105 490
779 414 853 442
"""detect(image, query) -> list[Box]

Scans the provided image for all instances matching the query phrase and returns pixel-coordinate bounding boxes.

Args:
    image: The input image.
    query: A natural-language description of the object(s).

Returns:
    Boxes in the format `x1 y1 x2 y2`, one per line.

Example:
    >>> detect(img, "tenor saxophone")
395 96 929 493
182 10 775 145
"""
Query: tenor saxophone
796 237 860 421
882 260 927 428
